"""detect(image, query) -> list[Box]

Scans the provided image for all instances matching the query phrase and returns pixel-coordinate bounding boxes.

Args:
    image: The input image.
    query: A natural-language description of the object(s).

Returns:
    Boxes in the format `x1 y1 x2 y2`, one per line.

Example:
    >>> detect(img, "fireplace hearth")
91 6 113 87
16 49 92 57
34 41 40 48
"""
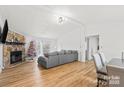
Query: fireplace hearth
10 51 22 64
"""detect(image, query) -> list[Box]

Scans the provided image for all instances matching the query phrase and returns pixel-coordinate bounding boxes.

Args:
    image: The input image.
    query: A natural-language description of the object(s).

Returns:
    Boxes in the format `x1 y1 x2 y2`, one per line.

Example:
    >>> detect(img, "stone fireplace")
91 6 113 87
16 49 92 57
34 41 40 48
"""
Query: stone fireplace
3 31 25 68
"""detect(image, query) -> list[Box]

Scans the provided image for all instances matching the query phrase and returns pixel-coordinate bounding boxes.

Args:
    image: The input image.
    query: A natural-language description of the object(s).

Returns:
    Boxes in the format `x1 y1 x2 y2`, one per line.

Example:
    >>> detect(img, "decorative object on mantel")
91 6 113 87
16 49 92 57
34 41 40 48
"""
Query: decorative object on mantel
15 37 18 42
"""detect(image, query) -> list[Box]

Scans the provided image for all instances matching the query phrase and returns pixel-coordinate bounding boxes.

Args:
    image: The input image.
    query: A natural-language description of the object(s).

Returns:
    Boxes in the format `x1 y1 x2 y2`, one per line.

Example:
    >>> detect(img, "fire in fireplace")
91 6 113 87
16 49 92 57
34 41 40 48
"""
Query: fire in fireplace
10 51 22 64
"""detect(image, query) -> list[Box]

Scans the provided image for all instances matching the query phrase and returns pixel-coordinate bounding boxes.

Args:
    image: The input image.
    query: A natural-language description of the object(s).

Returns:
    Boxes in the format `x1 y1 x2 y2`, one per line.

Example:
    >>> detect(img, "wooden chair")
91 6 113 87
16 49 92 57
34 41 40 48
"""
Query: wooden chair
92 53 108 87
99 52 107 66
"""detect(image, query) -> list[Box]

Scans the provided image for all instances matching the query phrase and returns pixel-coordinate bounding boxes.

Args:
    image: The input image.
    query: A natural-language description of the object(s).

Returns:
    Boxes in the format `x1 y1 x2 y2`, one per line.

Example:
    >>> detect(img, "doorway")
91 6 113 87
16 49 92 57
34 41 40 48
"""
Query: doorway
85 35 99 61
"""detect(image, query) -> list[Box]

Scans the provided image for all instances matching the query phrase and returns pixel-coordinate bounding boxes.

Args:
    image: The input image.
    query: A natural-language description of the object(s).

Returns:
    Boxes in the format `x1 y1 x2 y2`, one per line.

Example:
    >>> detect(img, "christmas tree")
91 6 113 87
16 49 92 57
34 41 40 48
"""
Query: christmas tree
27 41 36 58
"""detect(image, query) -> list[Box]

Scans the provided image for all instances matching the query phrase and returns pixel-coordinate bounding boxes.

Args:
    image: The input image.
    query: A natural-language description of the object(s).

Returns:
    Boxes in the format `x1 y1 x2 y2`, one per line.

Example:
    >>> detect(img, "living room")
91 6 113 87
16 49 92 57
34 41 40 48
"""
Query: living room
1 5 124 87
0 5 88 87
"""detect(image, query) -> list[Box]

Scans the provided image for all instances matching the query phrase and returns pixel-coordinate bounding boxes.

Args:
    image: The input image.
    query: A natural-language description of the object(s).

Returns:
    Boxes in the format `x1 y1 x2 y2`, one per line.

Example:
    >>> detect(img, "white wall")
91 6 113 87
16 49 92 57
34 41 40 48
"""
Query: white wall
87 22 124 61
0 13 5 71
57 28 81 50
57 27 86 61
0 45 3 72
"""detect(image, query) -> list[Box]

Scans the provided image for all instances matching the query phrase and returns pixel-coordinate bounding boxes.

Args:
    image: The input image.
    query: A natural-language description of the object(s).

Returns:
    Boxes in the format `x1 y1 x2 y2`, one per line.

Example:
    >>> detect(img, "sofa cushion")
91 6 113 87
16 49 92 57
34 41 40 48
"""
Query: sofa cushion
65 50 72 54
72 50 78 53
58 51 65 55
44 52 58 57
48 51 58 56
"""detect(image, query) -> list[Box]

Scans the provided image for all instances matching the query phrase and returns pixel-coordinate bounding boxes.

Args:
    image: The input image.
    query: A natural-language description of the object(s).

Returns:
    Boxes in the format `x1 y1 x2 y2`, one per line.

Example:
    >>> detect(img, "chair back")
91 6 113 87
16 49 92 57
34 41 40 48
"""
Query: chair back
92 53 103 71
99 52 106 66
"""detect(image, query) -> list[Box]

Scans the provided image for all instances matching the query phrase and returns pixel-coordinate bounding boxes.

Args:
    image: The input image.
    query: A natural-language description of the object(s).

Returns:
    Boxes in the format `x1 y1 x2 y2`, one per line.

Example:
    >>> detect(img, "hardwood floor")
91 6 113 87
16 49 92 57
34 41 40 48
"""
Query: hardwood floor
0 61 97 87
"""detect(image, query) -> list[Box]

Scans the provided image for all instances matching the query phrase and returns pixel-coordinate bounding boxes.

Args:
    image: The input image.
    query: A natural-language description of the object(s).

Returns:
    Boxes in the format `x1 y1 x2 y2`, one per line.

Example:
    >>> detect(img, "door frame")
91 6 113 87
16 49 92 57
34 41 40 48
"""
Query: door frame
85 35 100 61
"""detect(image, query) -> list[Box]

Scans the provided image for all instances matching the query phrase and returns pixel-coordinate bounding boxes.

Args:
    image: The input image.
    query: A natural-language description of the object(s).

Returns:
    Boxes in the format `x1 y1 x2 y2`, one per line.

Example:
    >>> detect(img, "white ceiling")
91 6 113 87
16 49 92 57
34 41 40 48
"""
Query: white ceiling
0 5 124 38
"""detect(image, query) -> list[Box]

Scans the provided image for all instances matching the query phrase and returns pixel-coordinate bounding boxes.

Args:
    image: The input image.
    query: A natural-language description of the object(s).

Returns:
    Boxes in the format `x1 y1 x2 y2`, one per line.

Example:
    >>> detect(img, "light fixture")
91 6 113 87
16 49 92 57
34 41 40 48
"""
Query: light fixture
58 16 65 24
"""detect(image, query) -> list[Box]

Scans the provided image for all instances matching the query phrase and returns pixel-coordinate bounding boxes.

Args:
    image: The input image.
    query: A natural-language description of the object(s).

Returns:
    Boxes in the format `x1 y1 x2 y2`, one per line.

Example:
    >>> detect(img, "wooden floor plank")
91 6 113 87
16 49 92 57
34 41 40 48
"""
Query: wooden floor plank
0 61 97 87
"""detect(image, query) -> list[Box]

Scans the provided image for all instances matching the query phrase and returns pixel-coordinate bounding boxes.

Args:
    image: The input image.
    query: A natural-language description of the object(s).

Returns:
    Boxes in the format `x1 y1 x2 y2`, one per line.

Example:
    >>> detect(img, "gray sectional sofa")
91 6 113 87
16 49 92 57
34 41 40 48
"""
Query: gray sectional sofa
38 50 78 68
